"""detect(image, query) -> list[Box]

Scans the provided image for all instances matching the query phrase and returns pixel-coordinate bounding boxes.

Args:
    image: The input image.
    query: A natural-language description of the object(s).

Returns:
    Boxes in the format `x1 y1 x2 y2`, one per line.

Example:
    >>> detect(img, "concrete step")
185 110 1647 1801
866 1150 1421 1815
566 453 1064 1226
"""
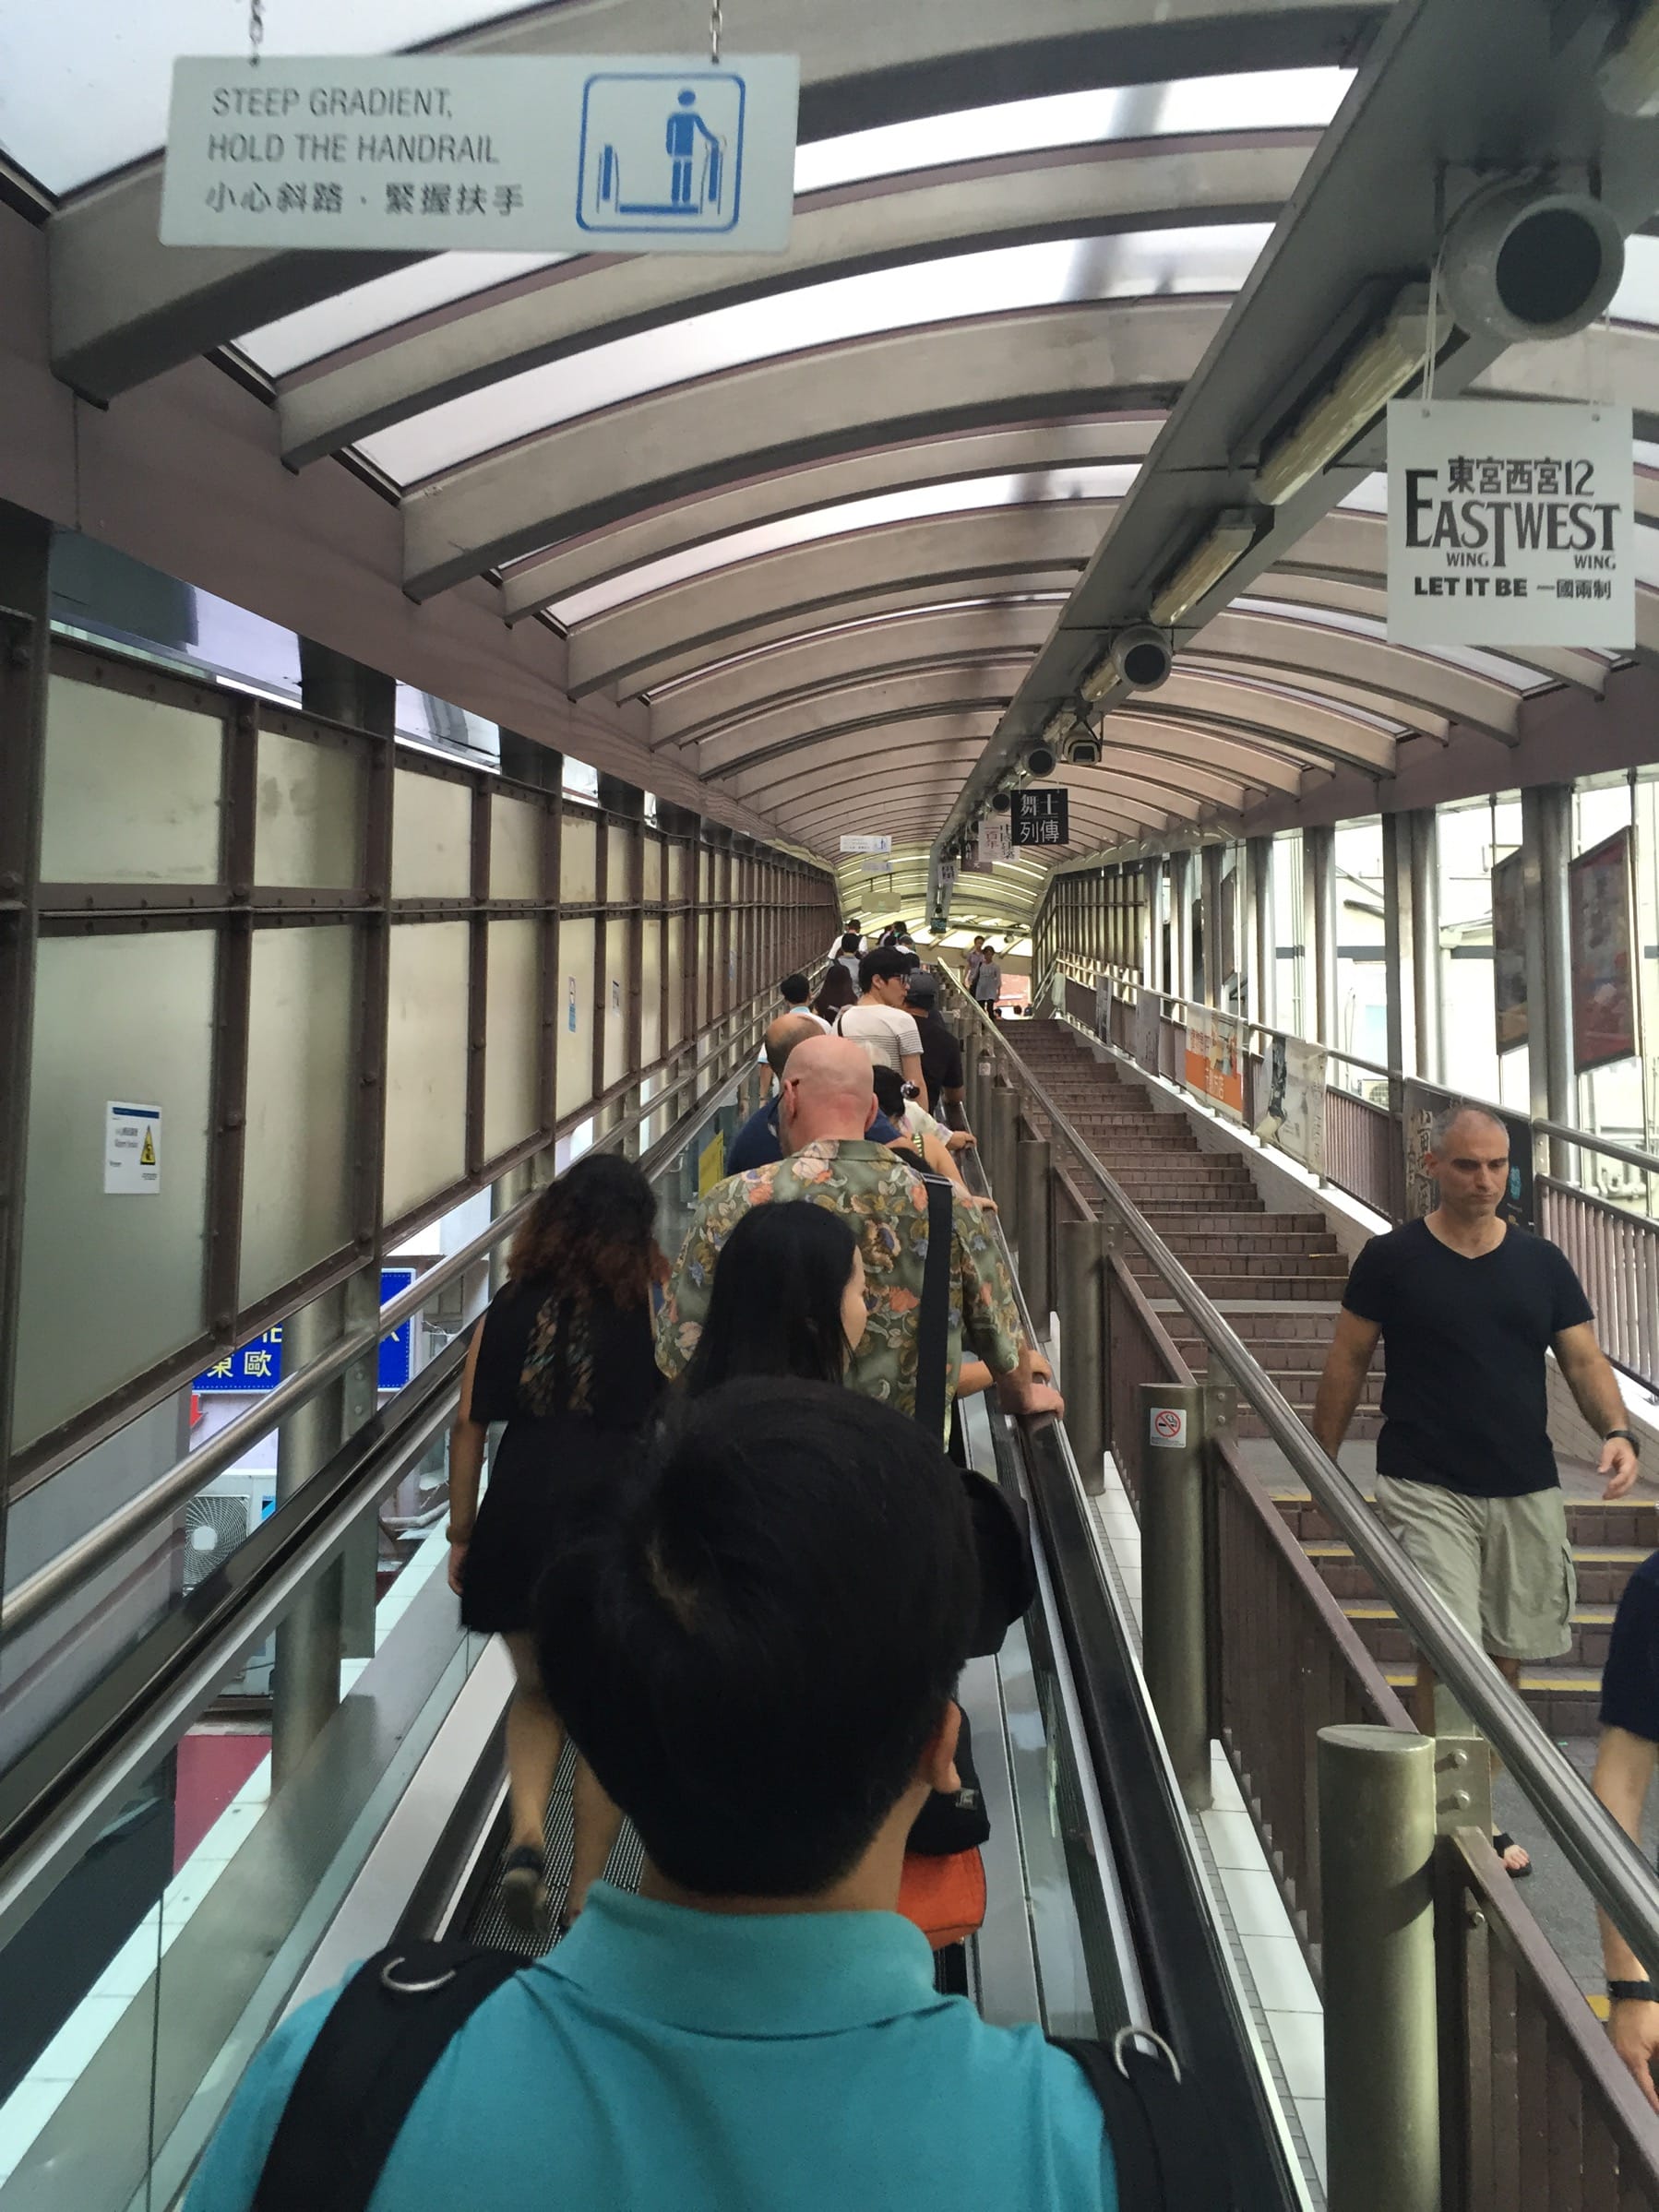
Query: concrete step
1382 1666 1601 1737
1348 1600 1615 1672
1302 1539 1646 1609
1147 1228 1343 1257
1276 1491 1657 1551
1237 1404 1382 1440
1125 1251 1349 1290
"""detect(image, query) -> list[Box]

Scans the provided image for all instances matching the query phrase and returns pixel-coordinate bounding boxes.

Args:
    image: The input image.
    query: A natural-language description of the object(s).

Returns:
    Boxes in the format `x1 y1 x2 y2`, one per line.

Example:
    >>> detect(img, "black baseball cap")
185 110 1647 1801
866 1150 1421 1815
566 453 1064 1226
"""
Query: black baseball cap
905 971 939 1005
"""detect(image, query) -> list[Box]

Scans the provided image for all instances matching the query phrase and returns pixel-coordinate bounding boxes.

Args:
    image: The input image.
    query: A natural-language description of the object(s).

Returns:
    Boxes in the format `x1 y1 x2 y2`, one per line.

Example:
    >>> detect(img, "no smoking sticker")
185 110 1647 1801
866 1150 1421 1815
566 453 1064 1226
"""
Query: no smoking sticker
1149 1407 1188 1449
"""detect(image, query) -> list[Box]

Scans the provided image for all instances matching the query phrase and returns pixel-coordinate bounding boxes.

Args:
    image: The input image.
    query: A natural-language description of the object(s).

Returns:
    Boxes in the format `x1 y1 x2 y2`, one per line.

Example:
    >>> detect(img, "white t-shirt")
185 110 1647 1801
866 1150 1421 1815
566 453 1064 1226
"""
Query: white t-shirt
834 1004 924 1076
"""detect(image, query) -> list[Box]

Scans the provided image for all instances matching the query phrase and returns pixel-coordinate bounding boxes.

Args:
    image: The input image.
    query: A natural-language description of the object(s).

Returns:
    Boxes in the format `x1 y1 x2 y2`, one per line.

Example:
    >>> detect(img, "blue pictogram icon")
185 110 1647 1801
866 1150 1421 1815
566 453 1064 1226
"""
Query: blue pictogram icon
578 70 746 237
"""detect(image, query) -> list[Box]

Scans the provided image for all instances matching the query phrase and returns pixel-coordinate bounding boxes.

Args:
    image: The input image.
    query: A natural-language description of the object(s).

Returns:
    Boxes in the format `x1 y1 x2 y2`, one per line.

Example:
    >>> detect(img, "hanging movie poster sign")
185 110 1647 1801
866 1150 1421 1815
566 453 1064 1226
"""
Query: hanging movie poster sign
1183 1007 1245 1121
1491 847 1528 1053
1255 1036 1327 1179
1569 827 1638 1073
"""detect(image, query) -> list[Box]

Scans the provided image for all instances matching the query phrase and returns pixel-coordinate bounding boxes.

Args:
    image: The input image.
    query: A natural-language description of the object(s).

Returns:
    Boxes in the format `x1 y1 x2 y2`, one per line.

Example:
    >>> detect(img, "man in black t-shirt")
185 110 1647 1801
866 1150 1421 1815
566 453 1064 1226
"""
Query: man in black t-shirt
1313 1102 1639 1876
1593 1551 1659 2110
905 973 967 1130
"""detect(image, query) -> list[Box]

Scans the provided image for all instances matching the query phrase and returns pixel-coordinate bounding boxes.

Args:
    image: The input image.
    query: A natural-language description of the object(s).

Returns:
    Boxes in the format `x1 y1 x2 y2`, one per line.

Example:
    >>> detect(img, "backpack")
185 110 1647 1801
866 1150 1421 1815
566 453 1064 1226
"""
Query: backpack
253 1941 1231 2212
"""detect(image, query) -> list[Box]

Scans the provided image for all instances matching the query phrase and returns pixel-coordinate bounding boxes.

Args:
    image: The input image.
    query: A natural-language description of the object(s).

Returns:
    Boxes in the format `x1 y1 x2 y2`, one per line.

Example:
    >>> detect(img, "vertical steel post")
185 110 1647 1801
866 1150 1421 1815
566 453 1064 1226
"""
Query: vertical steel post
1248 835 1275 1028
1056 1219 1105 1493
989 1080 1018 1213
1306 824 1338 1046
1170 850 1192 1003
1016 1137 1053 1327
272 1289 348 1785
1138 1381 1212 1811
1319 1726 1441 2212
1201 843 1224 1005
1409 809 1444 1083
1382 811 1413 1082
337 1264 385 1659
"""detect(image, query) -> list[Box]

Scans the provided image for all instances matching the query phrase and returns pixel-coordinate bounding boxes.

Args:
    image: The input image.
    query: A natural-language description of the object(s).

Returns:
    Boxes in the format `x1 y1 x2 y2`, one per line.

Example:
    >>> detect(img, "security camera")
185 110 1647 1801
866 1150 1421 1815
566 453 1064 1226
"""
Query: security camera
1025 743 1057 779
1062 731 1103 766
1441 177 1625 343
991 791 1012 814
1110 624 1174 692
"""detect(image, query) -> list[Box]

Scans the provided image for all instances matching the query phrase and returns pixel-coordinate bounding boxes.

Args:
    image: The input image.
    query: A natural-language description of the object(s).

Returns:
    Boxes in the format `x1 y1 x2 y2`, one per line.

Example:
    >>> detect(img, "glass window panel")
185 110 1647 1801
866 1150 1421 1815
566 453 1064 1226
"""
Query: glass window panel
642 837 663 902
697 912 711 1029
606 826 632 900
382 922 469 1221
41 674 222 884
391 767 471 898
239 926 355 1305
255 729 364 888
602 920 629 1088
561 812 598 903
665 915 686 1048
483 920 542 1160
242 252 568 375
490 792 543 900
555 917 595 1119
640 921 663 1064
562 756 600 803
549 464 1139 624
1612 234 1659 328
14 931 214 1448
668 842 687 901
367 230 1273 482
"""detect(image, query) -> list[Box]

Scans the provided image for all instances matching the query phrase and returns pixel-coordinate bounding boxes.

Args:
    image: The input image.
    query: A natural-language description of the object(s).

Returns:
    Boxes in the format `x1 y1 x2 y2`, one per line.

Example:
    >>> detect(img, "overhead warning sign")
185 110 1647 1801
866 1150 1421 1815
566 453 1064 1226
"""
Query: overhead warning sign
105 1102 161 1195
1387 399 1634 647
159 54 799 254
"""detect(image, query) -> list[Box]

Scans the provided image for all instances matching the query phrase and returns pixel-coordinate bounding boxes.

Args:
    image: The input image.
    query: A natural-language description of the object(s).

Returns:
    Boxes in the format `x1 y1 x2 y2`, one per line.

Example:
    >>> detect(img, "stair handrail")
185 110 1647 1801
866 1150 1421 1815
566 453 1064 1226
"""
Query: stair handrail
948 974 1659 1973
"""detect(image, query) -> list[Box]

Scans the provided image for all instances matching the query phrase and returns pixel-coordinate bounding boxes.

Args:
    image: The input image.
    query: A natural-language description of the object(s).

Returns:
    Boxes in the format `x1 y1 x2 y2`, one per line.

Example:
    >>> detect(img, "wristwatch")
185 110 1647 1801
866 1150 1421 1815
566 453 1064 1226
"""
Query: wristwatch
1605 1427 1641 1458
1608 1980 1659 2004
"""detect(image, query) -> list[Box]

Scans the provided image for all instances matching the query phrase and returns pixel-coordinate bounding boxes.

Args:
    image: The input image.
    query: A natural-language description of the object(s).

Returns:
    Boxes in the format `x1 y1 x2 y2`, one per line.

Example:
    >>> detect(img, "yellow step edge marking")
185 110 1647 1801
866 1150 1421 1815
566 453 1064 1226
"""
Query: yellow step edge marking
1384 1671 1592 1692
1346 1602 1614 1624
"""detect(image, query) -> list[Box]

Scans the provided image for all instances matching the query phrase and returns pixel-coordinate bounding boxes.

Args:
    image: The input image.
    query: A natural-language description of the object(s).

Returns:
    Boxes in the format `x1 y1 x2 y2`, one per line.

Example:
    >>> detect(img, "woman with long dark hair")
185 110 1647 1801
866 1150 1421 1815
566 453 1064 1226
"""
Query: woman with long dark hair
682 1203 866 1397
448 1154 665 1935
811 957 858 1025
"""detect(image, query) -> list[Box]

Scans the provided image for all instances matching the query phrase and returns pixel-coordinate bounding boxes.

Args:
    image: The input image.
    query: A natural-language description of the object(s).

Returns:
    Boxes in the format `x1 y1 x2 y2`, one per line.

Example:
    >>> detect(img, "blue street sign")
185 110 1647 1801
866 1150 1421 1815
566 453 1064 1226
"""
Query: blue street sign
196 1268 418 1396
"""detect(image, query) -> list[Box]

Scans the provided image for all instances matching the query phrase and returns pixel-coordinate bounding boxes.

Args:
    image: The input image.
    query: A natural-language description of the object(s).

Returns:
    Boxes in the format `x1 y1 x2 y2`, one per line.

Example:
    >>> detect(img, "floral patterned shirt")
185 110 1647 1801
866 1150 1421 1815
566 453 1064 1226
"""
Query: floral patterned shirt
656 1138 1024 1421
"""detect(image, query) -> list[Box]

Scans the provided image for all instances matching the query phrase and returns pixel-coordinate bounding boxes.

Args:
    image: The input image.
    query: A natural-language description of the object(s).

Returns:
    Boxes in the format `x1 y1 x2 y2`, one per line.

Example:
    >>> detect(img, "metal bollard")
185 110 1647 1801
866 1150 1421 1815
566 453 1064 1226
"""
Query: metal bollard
1139 1381 1212 1811
1318 1726 1440 2212
1016 1137 1053 1326
989 1080 1018 1214
1056 1219 1106 1494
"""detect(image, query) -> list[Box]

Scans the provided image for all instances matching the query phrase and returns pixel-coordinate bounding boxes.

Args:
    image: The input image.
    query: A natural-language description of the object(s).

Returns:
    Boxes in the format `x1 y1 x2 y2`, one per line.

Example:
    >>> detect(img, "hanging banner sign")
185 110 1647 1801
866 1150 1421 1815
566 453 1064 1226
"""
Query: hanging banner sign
1183 1009 1245 1121
840 835 892 854
1132 986 1163 1075
1402 1079 1534 1231
1490 848 1529 1053
160 54 800 253
1569 826 1638 1072
1255 1036 1327 1179
1387 399 1634 647
977 815 1013 867
1011 787 1069 849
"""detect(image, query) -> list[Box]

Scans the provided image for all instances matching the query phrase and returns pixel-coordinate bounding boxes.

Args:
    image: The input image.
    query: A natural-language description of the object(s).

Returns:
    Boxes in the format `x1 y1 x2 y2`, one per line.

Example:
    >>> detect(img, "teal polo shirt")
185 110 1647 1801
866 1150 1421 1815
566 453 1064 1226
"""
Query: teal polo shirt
187 1882 1116 2212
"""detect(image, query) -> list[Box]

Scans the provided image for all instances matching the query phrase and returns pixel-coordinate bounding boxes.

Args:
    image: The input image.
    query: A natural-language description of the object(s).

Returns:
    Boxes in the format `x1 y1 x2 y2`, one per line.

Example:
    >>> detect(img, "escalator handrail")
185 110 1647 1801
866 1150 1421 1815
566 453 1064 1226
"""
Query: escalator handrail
948 977 1659 1981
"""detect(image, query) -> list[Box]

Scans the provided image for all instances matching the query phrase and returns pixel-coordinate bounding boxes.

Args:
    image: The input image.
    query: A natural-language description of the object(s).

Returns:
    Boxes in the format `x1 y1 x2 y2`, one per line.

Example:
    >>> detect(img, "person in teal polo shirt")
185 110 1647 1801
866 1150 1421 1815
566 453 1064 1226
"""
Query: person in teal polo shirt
185 1383 1116 2212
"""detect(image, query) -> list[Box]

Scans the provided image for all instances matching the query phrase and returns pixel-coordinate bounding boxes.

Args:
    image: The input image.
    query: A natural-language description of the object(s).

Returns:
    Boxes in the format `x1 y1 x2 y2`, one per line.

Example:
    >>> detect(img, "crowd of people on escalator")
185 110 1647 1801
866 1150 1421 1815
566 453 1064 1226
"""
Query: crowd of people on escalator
187 952 1160 2212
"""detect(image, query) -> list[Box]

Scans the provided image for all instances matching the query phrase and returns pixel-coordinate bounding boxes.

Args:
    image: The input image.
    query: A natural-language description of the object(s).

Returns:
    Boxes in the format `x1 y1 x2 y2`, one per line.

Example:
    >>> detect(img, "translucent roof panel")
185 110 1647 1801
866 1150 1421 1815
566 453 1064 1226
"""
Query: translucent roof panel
793 68 1351 192
1611 234 1659 327
243 253 569 378
548 465 1140 625
1233 595 1549 691
364 226 1273 483
642 594 1069 698
0 3 519 193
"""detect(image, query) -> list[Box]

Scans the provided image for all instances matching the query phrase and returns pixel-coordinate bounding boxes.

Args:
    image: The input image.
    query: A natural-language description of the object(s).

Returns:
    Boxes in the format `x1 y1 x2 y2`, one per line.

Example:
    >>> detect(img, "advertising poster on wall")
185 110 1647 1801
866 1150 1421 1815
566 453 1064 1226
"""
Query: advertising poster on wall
1255 1036 1328 1178
1490 848 1529 1052
1183 1008 1245 1121
1133 985 1163 1075
1402 1078 1534 1231
1569 827 1638 1072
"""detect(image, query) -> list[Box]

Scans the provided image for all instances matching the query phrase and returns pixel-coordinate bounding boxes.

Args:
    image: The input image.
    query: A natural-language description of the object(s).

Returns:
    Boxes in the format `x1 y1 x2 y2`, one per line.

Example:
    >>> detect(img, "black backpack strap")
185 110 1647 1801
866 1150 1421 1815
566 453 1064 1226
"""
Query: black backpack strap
913 1170 956 1443
255 1941 520 2212
1049 2029 1234 2212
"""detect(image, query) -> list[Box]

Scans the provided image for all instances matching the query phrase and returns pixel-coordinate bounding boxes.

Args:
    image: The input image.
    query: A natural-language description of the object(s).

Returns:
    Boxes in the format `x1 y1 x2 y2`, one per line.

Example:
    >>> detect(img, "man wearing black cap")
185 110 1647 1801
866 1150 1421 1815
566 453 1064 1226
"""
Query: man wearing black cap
906 972 967 1132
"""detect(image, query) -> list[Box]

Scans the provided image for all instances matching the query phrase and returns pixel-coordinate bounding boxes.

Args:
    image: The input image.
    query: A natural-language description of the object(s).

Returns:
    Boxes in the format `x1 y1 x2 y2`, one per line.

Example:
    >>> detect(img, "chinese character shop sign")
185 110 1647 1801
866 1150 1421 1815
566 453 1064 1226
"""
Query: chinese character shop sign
160 54 799 254
1387 399 1633 647
1011 787 1070 849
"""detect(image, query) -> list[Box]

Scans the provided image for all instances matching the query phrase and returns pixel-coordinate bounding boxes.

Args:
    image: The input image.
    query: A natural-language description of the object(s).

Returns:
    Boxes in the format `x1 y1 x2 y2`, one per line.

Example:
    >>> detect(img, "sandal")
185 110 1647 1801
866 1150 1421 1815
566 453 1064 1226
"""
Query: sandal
1492 1830 1532 1878
499 1843 551 1934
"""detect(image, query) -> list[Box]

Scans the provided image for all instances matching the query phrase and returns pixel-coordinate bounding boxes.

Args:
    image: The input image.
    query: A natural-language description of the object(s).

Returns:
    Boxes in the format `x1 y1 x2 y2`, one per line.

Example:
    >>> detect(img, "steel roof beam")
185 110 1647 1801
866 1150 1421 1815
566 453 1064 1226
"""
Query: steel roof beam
1186 609 1519 740
942 0 1659 877
505 421 1161 622
282 140 1308 469
404 300 1224 599
48 0 1379 402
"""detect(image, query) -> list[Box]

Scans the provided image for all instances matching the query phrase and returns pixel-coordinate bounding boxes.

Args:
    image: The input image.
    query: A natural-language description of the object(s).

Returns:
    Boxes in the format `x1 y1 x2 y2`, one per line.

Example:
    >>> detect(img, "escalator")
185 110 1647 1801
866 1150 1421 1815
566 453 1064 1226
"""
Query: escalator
0 1047 1307 2212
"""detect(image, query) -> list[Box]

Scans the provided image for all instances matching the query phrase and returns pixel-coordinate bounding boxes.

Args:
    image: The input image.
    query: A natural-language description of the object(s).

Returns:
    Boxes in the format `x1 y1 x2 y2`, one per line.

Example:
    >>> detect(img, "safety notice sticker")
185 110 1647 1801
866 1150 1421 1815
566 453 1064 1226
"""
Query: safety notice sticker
1148 1406 1188 1450
105 1102 161 1195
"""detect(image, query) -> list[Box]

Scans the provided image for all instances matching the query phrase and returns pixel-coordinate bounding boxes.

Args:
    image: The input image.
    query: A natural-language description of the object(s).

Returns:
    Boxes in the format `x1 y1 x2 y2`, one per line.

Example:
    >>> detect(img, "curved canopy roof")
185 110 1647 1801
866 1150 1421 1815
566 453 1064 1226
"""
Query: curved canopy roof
6 0 1658 938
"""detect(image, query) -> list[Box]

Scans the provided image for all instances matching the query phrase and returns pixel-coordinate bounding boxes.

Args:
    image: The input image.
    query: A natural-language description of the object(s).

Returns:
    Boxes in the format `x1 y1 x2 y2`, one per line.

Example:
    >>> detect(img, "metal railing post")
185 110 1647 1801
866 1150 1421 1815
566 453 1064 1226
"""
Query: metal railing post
1319 1725 1440 2212
1056 1218 1106 1493
989 1080 1018 1213
1016 1136 1053 1326
272 1289 347 1786
1139 1380 1212 1811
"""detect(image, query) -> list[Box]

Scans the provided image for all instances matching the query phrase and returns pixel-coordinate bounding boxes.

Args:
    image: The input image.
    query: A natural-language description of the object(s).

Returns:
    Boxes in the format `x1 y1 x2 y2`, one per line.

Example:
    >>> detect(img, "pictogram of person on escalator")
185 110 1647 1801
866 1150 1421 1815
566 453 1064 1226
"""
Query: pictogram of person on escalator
666 89 722 209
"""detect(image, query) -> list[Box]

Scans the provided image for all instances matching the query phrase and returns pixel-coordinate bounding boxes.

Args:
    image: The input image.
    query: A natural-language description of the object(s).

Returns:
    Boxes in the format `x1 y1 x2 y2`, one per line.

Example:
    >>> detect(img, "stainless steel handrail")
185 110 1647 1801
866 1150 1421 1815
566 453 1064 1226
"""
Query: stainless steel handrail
1050 952 1659 1181
950 976 1659 1969
1 981 790 1646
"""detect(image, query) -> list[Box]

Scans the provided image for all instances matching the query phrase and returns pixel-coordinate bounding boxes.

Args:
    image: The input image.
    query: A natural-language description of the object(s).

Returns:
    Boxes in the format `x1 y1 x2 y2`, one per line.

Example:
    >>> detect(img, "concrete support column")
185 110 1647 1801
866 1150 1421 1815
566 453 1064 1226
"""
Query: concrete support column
1246 836 1275 1028
1016 1136 1053 1326
1140 1381 1212 1812
1055 1219 1106 1494
1408 810 1444 1084
272 1289 348 1785
1305 826 1338 1047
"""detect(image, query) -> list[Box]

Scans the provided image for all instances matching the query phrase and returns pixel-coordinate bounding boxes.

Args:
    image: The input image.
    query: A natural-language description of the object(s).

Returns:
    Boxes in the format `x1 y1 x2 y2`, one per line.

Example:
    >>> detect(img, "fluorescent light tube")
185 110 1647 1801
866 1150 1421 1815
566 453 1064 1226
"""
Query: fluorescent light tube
1147 509 1259 625
1252 285 1444 506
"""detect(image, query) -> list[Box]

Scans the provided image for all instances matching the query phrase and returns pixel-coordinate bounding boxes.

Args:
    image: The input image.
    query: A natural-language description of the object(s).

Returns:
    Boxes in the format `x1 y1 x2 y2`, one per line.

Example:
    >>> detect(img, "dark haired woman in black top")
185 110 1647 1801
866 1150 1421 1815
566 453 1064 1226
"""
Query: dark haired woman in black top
448 1153 664 1936
682 1203 867 1397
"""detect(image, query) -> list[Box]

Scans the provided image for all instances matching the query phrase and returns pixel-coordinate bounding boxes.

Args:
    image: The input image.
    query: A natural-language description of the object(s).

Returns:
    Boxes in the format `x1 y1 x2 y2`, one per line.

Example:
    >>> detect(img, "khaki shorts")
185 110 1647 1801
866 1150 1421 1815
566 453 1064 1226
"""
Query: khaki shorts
1371 1476 1575 1661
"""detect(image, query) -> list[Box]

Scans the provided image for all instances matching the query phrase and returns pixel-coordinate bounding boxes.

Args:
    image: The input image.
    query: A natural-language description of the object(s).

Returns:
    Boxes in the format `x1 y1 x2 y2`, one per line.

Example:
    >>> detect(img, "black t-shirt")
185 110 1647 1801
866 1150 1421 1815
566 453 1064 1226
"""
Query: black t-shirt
1342 1219 1593 1497
471 1277 662 1433
915 1010 964 1104
1601 1552 1659 1743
